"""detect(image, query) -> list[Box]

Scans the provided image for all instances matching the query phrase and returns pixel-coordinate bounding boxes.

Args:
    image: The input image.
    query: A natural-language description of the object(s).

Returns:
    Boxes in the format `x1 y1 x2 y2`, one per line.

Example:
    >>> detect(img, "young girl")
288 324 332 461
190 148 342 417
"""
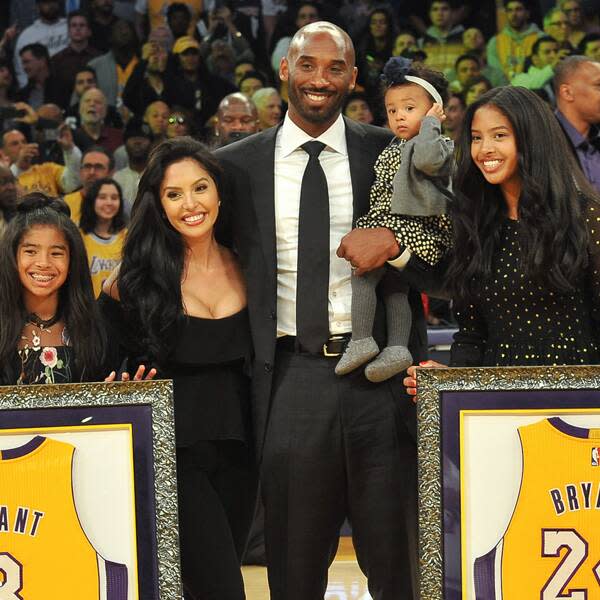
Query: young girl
79 177 127 298
404 86 600 394
0 193 109 384
336 56 453 382
0 193 152 386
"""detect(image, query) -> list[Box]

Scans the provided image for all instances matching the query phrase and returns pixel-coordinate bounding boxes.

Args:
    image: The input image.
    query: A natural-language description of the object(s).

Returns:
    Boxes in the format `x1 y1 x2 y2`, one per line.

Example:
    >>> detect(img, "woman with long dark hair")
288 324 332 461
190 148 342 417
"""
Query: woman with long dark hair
79 177 127 298
0 193 108 384
99 137 255 600
405 86 600 392
356 8 397 99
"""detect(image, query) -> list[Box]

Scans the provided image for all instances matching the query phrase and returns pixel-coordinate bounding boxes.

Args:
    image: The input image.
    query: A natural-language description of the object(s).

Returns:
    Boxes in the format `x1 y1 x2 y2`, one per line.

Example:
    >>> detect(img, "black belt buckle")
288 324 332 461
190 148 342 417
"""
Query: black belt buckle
322 335 348 357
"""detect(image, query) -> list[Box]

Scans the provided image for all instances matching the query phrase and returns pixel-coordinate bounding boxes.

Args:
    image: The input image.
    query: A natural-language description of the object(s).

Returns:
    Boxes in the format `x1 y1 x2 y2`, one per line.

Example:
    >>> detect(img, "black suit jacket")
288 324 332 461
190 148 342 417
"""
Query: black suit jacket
216 117 428 459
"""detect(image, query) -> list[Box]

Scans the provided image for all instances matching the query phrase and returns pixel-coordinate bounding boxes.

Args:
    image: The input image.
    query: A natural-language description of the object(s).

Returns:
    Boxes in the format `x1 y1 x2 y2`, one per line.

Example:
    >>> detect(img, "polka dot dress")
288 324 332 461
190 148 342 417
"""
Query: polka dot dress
356 138 452 266
451 209 600 367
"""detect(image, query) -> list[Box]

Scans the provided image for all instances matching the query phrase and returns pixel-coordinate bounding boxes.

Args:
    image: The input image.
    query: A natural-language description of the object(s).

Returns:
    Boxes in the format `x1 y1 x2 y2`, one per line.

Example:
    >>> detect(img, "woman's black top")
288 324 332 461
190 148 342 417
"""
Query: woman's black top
450 217 600 367
98 293 252 448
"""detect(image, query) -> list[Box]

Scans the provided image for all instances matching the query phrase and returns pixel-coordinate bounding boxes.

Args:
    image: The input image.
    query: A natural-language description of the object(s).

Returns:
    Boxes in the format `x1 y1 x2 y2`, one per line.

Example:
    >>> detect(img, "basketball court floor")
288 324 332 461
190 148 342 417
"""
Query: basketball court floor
242 537 372 600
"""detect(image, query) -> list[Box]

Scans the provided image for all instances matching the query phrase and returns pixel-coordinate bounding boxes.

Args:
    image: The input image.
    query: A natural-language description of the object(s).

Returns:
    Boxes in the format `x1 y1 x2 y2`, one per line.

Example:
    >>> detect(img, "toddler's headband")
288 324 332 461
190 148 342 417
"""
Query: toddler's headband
381 57 444 106
404 75 443 106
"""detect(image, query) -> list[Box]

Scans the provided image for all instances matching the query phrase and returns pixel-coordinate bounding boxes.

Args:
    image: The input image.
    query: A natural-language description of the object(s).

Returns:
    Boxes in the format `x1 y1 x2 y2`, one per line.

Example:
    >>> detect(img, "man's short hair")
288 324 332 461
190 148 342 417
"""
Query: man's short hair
578 33 600 54
504 0 530 9
554 54 597 89
531 35 558 56
454 53 480 71
543 7 566 29
75 65 97 79
166 2 191 18
252 87 279 106
67 9 89 25
19 43 50 62
239 71 267 88
558 0 580 9
82 146 115 171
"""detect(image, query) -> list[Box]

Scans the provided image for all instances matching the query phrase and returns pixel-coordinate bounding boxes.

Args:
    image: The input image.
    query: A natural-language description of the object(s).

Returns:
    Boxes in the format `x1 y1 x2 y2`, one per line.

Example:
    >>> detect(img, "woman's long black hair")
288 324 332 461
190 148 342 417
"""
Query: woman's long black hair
447 86 597 300
117 136 226 366
0 193 107 383
79 177 127 234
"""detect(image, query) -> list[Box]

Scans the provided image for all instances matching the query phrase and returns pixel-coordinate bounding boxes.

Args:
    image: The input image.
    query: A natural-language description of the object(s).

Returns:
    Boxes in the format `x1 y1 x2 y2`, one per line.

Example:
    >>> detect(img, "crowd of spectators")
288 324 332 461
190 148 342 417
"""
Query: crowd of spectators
1 0 600 301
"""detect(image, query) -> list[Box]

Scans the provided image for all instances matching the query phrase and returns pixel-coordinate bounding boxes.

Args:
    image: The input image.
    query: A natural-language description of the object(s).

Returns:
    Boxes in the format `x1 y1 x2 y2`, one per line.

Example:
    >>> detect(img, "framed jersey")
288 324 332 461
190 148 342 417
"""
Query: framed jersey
417 366 600 600
0 380 180 600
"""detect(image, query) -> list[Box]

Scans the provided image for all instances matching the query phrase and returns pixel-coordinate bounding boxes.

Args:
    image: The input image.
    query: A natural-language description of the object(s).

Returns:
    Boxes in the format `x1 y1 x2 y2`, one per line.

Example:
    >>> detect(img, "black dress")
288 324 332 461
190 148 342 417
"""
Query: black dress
98 294 257 600
450 216 600 367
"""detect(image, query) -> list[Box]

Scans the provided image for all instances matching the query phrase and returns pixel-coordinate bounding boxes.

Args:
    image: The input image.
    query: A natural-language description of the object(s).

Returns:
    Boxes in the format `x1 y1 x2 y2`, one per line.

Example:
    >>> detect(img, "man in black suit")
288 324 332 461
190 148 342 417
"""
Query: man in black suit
216 21 426 600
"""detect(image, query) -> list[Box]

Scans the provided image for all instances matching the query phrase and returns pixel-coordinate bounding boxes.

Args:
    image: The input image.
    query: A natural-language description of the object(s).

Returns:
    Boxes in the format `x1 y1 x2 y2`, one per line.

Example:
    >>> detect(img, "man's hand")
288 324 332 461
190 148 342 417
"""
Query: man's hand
13 102 37 126
336 227 400 276
57 122 74 151
16 143 39 171
1 25 18 47
0 150 10 169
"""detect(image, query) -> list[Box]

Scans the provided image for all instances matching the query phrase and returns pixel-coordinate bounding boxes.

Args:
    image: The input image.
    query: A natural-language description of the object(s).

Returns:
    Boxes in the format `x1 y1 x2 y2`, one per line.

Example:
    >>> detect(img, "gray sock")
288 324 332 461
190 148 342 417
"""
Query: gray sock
350 267 385 340
335 337 379 376
385 292 412 347
365 346 413 383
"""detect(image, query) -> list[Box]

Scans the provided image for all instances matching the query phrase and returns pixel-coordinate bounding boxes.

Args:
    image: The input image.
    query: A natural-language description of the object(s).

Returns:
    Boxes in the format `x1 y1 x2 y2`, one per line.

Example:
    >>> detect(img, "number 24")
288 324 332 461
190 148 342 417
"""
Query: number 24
542 529 600 600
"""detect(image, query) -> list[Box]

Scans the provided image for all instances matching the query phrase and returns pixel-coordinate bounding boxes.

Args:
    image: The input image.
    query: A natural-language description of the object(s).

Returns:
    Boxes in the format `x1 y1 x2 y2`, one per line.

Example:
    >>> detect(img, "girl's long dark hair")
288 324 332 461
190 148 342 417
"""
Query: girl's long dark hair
0 193 107 383
359 7 396 56
117 137 226 366
79 177 127 234
447 86 596 300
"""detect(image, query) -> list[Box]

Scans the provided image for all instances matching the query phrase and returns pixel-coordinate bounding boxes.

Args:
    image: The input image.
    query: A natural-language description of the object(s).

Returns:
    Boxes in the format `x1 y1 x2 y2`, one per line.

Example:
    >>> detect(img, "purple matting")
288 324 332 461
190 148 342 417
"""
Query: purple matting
440 388 600 600
0 404 157 599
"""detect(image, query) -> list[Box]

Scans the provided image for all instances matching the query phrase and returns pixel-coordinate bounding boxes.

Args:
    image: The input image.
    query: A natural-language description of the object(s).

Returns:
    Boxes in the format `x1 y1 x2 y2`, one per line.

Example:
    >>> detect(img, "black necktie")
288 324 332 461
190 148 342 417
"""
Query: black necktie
296 141 330 353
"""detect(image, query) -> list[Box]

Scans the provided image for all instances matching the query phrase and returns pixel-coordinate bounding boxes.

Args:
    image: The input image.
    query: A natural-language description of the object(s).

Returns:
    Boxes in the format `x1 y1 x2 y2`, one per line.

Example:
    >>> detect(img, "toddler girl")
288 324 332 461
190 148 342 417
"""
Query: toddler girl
336 57 453 381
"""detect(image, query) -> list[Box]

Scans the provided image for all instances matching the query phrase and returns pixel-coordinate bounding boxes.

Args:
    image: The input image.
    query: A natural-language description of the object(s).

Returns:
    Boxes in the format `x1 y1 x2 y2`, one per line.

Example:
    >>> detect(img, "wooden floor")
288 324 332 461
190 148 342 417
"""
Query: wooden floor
242 537 372 600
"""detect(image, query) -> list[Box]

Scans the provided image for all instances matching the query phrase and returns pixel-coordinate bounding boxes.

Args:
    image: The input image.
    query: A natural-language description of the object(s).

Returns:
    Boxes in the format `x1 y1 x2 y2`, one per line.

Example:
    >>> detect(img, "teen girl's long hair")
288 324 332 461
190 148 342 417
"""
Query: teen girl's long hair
79 177 127 234
447 85 597 300
117 137 227 366
0 193 107 383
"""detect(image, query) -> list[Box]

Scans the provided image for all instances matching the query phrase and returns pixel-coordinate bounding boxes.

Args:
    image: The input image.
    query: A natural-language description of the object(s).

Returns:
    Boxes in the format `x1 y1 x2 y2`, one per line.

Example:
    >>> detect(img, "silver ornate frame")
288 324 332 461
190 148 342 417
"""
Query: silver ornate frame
417 365 600 599
0 379 180 599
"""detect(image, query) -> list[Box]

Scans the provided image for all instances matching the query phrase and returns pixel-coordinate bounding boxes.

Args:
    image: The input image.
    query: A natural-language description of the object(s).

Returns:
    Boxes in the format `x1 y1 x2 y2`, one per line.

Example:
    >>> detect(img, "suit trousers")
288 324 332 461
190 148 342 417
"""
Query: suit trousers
261 347 418 600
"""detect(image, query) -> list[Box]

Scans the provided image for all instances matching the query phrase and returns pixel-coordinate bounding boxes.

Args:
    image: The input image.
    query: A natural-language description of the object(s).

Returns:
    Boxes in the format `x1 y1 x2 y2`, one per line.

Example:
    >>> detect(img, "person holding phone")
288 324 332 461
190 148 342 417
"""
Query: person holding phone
1 102 82 198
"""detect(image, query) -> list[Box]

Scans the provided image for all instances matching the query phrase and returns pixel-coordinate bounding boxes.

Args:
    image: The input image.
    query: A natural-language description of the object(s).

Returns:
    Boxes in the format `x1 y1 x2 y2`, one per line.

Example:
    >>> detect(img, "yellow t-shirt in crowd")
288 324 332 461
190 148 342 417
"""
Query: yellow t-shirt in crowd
64 189 83 225
18 163 64 196
82 229 127 298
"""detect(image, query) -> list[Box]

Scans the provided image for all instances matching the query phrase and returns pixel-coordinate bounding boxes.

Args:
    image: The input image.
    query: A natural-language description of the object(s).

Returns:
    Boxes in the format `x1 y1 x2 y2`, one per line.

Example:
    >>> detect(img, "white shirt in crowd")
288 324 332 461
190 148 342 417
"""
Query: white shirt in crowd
113 166 142 219
14 18 69 87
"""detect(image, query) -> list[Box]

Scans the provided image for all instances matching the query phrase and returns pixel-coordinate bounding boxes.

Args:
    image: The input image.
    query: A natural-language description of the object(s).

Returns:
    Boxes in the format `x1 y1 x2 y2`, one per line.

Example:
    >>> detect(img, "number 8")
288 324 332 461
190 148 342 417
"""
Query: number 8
0 553 22 600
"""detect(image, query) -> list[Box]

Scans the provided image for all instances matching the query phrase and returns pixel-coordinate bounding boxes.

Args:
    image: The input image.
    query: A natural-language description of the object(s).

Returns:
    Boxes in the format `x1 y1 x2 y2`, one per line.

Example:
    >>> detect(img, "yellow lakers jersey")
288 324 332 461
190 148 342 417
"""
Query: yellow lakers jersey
18 163 64 196
82 230 127 297
474 417 600 599
64 189 83 225
0 436 127 599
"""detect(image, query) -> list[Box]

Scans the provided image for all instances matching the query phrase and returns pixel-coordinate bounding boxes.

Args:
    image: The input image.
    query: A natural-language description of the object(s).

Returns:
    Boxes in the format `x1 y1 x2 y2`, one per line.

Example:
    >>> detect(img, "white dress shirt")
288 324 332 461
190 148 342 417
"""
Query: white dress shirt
274 113 354 337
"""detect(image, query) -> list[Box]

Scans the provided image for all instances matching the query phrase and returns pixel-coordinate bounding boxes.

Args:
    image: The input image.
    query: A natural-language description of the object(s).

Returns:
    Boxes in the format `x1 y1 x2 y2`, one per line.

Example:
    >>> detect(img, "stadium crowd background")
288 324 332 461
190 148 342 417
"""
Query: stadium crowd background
0 0 599 307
